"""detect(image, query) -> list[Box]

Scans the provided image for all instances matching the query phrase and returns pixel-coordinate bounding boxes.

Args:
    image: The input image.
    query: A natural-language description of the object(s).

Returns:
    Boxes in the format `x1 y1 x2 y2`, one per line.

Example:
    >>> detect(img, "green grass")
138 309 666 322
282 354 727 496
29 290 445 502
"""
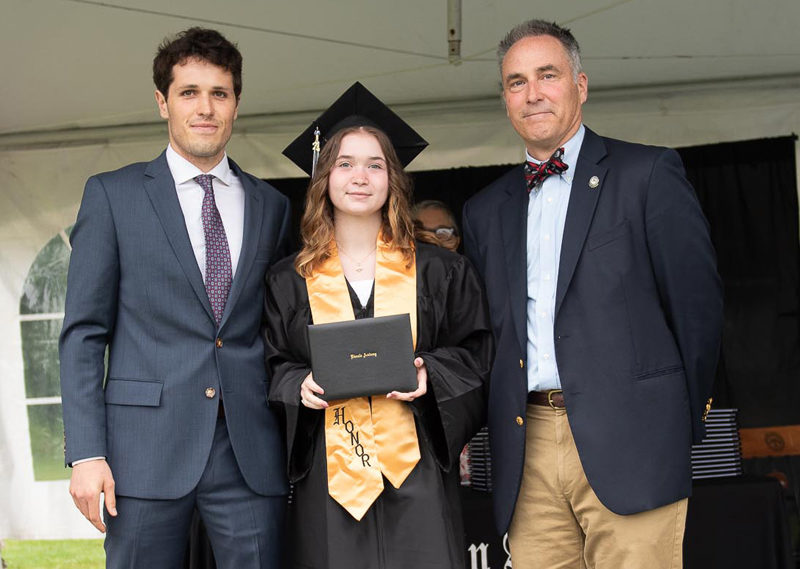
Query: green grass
1 539 104 569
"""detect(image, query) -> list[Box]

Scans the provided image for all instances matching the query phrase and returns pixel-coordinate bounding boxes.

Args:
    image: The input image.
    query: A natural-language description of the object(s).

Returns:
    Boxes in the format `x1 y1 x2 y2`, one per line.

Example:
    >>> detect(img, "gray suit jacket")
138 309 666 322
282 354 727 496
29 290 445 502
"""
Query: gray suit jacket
59 151 291 499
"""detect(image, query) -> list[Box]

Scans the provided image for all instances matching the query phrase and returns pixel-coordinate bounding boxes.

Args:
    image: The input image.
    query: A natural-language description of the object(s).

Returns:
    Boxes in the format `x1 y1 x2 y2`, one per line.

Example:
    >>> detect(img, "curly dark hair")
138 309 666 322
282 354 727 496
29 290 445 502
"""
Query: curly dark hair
153 27 242 100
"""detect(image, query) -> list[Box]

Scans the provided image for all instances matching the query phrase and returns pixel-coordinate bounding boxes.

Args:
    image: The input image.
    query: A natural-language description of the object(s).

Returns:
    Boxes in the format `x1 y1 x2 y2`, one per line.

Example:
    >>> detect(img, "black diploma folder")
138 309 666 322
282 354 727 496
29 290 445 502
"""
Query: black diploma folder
307 314 417 400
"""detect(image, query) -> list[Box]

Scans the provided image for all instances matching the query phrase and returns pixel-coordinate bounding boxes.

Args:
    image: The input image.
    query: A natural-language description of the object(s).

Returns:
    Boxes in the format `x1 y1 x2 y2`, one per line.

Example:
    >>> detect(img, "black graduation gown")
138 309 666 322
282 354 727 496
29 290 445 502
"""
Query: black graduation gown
265 242 493 569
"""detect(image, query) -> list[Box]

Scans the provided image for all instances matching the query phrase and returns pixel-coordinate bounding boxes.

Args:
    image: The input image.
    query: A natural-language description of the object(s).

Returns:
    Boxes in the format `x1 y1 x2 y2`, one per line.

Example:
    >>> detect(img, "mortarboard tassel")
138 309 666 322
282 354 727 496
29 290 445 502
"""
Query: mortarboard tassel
311 126 321 177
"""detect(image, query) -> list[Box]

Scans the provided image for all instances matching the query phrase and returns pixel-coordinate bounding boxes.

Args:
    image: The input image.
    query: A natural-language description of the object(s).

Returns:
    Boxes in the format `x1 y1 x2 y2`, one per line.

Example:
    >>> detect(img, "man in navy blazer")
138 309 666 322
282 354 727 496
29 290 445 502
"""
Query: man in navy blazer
59 28 290 568
462 19 722 568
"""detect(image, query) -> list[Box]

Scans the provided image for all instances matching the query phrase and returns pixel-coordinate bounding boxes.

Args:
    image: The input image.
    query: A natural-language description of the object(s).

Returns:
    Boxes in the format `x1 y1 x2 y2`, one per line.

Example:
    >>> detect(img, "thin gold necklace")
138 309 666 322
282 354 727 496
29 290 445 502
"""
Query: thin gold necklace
337 244 377 273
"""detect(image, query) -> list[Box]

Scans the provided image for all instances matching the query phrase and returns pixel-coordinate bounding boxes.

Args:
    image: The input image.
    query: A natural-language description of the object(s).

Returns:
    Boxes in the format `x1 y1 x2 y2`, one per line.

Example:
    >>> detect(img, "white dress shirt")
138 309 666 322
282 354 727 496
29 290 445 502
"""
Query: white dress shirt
349 279 374 308
526 125 585 392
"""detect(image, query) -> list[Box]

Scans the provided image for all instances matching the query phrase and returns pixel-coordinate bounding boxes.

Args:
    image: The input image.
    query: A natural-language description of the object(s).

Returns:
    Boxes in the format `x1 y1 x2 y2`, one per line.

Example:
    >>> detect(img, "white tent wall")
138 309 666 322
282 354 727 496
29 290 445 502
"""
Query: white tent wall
1 78 799 539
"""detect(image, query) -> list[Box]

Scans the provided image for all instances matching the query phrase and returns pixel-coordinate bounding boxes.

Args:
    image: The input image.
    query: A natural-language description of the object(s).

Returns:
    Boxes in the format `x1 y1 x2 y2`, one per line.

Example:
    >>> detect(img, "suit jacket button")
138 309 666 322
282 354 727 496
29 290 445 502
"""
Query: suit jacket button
216 338 223 348
516 416 524 426
519 359 524 369
205 387 216 399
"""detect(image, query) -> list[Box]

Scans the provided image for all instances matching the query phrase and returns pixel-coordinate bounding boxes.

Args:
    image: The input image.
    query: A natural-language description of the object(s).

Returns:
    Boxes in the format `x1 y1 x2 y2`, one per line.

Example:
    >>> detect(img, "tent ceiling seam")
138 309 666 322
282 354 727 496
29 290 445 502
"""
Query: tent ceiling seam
61 0 448 61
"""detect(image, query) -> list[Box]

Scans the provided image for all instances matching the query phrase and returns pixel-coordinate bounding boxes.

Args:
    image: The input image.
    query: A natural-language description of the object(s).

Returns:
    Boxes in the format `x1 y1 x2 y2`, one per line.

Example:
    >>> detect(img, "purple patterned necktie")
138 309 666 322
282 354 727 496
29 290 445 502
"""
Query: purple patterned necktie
195 174 232 325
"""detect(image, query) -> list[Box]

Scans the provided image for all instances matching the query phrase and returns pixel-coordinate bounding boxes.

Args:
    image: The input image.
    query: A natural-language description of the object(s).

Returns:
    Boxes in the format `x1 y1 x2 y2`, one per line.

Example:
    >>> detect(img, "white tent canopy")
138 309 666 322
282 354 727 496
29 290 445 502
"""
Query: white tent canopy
2 0 800 540
3 0 800 137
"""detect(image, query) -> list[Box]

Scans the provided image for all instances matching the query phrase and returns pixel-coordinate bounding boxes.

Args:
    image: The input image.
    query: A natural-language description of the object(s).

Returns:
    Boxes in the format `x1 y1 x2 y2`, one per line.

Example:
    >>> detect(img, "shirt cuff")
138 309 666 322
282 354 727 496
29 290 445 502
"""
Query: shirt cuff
70 456 106 467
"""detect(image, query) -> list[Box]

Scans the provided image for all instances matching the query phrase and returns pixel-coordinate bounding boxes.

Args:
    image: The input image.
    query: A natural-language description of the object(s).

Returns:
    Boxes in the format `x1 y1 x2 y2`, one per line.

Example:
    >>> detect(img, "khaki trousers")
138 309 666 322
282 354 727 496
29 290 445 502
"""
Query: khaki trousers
508 404 687 569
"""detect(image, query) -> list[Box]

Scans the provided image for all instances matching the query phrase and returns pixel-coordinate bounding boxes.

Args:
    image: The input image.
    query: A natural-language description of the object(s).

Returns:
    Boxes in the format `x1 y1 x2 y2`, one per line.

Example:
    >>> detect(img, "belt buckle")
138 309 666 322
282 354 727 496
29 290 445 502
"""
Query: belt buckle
547 389 563 409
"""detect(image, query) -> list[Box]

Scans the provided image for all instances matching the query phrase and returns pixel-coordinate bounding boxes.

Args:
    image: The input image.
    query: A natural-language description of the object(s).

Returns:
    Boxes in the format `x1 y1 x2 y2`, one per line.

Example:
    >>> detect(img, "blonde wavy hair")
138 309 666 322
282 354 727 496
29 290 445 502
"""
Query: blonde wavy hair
294 125 416 277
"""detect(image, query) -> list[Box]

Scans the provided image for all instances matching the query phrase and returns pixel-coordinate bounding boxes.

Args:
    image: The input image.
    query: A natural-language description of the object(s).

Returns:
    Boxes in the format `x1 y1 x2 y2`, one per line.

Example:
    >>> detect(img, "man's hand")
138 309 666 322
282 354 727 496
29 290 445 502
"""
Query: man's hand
69 459 117 533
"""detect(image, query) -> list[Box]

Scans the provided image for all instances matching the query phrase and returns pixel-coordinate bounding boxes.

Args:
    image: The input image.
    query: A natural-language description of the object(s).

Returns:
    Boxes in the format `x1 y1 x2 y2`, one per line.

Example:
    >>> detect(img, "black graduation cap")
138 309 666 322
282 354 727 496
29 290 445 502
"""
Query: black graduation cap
283 82 428 176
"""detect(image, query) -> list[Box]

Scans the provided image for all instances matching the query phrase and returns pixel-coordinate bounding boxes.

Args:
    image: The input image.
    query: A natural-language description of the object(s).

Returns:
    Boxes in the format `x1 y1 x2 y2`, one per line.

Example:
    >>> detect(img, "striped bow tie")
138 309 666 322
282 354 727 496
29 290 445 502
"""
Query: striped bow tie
524 147 568 193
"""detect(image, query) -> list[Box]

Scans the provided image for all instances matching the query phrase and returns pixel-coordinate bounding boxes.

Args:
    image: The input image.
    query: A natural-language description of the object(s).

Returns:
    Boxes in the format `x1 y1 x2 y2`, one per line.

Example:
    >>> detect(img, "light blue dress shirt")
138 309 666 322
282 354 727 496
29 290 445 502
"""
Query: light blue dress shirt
526 125 585 392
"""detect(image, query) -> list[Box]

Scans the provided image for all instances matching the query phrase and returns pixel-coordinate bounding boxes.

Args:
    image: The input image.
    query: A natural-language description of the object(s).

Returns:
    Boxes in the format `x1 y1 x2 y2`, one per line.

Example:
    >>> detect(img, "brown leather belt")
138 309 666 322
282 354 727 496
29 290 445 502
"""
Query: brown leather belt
527 390 565 409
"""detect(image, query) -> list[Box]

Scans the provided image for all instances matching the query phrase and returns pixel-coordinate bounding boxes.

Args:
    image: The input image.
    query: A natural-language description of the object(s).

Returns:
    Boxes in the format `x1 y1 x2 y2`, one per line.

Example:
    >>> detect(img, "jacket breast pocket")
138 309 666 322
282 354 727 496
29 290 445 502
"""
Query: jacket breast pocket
105 378 163 406
587 219 630 251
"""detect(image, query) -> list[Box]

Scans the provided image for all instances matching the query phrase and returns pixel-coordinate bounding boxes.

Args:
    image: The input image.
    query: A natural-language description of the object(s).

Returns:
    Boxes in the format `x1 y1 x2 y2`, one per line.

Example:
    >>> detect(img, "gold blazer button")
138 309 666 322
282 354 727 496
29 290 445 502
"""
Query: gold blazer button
205 387 217 399
516 416 524 426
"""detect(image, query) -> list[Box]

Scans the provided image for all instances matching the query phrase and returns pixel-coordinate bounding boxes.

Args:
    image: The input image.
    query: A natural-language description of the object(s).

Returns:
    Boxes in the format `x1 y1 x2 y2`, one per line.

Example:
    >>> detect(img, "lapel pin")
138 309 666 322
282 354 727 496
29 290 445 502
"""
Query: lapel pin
588 176 600 189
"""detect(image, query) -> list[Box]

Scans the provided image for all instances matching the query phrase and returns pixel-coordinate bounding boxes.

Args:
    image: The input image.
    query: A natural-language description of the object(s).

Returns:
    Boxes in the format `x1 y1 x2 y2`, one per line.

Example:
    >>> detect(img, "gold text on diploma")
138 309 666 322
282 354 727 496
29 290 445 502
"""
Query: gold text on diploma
350 352 378 360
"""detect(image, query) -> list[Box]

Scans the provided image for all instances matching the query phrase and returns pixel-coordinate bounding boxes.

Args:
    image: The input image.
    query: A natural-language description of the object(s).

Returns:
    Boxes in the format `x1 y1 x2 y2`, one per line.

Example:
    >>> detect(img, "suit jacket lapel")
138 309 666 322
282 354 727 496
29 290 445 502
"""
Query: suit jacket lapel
219 159 263 329
501 165 529 354
556 128 608 316
143 152 215 324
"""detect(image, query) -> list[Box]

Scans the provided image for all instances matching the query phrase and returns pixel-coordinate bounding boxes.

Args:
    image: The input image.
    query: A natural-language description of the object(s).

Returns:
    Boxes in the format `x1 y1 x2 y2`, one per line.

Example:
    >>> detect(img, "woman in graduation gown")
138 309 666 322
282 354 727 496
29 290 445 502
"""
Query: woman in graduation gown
264 83 493 569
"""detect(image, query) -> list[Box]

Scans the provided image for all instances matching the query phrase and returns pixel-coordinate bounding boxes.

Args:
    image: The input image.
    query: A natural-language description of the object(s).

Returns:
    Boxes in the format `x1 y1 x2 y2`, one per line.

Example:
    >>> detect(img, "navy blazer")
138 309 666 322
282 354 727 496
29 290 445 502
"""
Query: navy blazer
463 127 723 533
60 151 291 499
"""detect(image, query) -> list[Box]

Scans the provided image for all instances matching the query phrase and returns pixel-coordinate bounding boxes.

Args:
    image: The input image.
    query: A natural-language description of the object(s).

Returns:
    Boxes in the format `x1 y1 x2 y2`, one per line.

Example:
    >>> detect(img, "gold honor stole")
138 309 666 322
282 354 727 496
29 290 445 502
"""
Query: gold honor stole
306 238 421 520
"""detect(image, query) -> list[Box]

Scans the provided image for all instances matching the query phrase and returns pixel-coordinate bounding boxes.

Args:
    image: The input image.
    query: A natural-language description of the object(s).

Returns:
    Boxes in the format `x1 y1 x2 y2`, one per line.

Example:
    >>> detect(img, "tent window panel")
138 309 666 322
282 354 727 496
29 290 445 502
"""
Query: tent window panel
21 319 63 399
27 403 69 481
19 228 71 315
20 226 73 482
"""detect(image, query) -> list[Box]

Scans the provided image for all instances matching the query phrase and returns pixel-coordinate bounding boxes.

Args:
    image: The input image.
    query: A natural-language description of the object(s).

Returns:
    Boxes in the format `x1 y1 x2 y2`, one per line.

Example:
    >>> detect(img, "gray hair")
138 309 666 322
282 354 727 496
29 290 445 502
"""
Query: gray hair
413 200 458 226
497 19 582 80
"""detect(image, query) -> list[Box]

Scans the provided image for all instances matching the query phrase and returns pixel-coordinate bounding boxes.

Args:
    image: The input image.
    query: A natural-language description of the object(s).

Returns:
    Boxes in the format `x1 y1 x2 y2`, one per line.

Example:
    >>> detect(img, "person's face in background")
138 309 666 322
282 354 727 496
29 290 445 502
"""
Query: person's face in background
415 206 460 252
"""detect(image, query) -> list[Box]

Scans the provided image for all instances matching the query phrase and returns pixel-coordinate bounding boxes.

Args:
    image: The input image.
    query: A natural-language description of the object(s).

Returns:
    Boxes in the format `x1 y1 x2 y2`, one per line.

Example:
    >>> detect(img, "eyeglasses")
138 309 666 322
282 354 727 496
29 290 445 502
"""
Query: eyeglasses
433 227 456 237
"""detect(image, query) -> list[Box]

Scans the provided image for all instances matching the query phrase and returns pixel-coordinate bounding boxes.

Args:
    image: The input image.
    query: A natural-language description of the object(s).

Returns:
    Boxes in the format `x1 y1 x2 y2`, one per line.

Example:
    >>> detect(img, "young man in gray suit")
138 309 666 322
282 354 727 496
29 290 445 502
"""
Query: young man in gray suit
462 19 723 568
60 28 290 568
